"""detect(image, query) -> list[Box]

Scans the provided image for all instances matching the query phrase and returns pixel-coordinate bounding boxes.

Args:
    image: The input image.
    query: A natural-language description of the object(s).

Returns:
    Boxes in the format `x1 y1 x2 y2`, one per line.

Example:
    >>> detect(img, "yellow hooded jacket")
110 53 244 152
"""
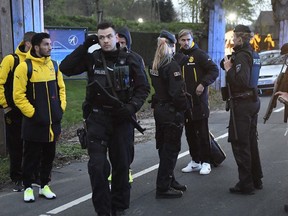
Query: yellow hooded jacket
13 50 66 142
0 41 27 109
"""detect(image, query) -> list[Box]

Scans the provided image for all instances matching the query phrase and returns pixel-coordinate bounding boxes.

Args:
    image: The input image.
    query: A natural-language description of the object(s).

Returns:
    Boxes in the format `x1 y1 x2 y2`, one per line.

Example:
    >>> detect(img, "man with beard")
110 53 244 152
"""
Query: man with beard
13 32 66 202
174 29 219 175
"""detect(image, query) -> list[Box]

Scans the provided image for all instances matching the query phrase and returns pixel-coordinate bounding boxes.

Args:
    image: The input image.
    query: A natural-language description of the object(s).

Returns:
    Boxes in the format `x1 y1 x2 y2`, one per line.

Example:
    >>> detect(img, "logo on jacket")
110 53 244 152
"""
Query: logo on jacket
236 64 241 73
173 71 181 77
150 69 159 76
189 56 194 63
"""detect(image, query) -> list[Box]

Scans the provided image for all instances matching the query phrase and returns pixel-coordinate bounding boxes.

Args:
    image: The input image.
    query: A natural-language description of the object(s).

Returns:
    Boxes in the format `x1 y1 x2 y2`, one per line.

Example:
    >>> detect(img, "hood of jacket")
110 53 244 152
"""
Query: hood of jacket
117 27 132 49
15 41 28 62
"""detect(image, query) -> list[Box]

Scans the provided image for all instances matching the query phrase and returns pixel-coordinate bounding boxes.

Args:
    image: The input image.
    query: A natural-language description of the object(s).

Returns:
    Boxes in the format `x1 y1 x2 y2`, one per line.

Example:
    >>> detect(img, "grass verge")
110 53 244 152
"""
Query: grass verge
0 79 225 188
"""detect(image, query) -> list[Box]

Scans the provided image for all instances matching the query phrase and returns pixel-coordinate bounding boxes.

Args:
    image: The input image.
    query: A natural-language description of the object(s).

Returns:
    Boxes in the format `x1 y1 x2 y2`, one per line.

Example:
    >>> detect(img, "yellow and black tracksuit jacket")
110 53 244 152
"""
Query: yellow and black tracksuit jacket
0 41 27 109
13 50 66 142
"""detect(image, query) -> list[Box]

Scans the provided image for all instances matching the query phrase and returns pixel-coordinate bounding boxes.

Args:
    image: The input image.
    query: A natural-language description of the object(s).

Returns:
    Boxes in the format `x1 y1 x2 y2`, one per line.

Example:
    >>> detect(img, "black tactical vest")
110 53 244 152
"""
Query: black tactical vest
89 50 132 105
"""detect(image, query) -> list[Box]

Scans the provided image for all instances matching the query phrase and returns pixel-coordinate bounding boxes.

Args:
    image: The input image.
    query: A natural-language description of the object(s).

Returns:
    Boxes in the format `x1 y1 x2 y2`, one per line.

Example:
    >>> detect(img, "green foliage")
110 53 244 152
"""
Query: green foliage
159 0 178 22
0 157 10 186
61 79 86 128
45 13 203 33
223 0 254 22
56 143 87 161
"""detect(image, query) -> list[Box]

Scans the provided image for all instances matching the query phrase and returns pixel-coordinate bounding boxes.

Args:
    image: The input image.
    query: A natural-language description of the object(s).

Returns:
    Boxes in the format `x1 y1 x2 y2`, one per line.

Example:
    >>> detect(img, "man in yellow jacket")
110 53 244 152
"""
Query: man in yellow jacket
0 31 35 192
13 32 66 202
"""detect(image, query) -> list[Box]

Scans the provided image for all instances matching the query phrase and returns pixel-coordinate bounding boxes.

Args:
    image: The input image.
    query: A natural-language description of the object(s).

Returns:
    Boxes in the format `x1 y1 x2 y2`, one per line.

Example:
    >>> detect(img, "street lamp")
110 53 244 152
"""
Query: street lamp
138 18 144 23
227 12 237 25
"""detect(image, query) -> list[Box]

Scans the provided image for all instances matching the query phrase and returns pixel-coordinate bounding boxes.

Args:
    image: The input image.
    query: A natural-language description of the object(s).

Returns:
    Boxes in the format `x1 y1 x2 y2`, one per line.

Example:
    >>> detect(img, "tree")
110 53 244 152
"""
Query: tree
159 0 178 22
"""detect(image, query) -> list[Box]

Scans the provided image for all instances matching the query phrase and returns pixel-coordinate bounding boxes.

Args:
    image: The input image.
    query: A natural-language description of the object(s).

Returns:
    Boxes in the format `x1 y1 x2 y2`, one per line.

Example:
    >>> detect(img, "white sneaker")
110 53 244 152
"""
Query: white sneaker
24 187 35 202
39 185 56 199
199 163 211 175
182 160 202 173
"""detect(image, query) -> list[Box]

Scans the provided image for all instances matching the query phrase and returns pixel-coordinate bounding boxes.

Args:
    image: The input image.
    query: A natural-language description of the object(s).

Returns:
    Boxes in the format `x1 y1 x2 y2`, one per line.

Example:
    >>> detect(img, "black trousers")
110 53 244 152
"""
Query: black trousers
184 118 211 163
22 140 56 188
229 98 263 190
156 123 183 191
87 111 133 215
5 110 23 182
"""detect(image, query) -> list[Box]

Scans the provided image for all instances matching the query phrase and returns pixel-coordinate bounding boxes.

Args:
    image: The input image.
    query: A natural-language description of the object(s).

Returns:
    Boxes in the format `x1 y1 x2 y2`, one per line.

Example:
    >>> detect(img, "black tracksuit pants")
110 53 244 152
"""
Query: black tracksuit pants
22 140 56 189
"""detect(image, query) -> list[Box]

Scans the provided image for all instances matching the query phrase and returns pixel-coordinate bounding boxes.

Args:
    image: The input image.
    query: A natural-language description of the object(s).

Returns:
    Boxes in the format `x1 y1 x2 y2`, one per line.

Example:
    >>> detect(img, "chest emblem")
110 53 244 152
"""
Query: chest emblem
189 56 194 63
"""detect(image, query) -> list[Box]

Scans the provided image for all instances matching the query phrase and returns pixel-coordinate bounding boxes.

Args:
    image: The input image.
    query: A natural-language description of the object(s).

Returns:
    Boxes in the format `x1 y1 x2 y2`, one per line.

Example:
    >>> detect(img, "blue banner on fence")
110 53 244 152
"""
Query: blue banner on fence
45 27 87 65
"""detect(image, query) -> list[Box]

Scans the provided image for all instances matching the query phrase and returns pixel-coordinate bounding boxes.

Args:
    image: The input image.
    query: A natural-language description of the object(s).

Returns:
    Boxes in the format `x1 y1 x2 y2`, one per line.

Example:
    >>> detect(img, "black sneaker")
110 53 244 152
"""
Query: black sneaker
156 188 183 199
111 209 125 216
229 185 254 195
13 181 24 192
171 180 187 192
284 204 288 212
254 180 263 190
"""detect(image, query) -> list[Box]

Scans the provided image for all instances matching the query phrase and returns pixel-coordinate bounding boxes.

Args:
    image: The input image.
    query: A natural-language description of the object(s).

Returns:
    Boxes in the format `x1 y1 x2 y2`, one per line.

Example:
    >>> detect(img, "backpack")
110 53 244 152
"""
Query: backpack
4 54 20 108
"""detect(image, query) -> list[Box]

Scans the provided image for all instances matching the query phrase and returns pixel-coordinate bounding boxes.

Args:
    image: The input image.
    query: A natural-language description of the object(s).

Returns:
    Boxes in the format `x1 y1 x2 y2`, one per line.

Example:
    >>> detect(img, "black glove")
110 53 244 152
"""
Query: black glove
117 104 136 120
83 35 99 49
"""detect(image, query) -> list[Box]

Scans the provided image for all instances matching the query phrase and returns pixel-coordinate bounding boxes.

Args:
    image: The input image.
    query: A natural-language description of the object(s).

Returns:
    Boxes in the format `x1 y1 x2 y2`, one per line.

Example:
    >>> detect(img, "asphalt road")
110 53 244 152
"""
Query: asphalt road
1 94 288 216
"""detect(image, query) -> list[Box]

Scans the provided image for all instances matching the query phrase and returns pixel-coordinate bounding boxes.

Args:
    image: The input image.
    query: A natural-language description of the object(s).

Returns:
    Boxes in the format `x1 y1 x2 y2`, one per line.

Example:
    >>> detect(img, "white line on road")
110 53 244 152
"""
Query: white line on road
42 132 228 215
274 106 284 112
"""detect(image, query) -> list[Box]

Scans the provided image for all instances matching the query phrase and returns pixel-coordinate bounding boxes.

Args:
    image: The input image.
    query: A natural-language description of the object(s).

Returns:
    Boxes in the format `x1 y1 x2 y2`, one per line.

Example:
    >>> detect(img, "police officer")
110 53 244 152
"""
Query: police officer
222 24 263 195
150 30 188 199
60 22 150 216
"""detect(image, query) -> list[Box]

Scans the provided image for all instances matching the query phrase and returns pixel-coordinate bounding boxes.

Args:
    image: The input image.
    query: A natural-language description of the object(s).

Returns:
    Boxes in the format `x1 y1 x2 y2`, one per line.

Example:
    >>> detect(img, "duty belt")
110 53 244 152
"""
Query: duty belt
231 90 254 99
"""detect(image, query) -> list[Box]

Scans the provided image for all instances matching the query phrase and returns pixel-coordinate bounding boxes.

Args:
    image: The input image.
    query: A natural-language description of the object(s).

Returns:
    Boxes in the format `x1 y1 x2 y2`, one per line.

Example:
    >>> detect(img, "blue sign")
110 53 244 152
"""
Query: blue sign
45 27 87 64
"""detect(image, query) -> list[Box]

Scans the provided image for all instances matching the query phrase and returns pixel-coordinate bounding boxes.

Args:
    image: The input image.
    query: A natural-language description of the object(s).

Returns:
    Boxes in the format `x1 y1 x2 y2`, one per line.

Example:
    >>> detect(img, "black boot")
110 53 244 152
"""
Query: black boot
171 180 187 192
156 188 183 199
284 204 288 213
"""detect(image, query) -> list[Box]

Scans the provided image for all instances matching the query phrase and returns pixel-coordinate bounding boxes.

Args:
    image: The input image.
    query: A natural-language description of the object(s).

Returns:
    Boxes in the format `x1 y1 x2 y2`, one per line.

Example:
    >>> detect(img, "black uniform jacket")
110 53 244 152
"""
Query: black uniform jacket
174 43 219 120
226 42 253 93
59 45 150 112
150 59 187 113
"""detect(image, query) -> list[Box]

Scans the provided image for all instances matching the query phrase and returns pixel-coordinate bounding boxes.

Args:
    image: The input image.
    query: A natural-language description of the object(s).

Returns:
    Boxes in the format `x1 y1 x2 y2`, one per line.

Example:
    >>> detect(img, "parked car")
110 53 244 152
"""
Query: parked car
259 50 281 63
257 53 287 92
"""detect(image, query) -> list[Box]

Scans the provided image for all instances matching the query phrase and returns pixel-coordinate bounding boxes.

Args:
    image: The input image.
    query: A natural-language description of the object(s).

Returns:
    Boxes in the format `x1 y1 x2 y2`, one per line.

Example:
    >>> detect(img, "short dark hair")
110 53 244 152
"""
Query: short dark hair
31 32 50 47
23 31 36 43
97 21 115 31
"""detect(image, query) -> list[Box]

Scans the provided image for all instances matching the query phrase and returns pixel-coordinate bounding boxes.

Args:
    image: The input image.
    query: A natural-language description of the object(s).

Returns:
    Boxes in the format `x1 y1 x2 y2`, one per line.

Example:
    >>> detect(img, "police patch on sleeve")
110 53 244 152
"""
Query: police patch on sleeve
150 69 159 76
236 64 241 73
173 71 181 77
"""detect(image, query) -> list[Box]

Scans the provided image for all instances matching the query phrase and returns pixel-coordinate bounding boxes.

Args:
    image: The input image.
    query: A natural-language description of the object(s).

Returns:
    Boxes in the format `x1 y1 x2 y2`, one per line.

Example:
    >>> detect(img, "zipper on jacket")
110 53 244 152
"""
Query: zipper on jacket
45 82 54 142
193 68 197 82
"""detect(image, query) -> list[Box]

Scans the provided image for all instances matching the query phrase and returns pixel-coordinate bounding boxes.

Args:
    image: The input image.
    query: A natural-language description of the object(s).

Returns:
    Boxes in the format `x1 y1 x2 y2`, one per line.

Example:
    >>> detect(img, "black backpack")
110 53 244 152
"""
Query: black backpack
3 54 20 108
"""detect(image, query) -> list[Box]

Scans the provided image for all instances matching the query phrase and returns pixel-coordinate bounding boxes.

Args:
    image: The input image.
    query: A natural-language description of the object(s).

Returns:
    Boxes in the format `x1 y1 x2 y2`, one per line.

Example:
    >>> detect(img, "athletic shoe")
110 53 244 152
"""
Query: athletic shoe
39 185 56 199
181 160 202 173
13 180 24 192
199 163 211 175
129 169 133 183
108 169 133 183
24 187 35 202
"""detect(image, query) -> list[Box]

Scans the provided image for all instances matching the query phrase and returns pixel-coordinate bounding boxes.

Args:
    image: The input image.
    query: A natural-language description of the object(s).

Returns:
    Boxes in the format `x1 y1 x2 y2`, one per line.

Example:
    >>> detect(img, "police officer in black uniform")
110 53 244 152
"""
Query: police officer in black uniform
60 22 150 216
150 30 188 199
222 24 263 195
